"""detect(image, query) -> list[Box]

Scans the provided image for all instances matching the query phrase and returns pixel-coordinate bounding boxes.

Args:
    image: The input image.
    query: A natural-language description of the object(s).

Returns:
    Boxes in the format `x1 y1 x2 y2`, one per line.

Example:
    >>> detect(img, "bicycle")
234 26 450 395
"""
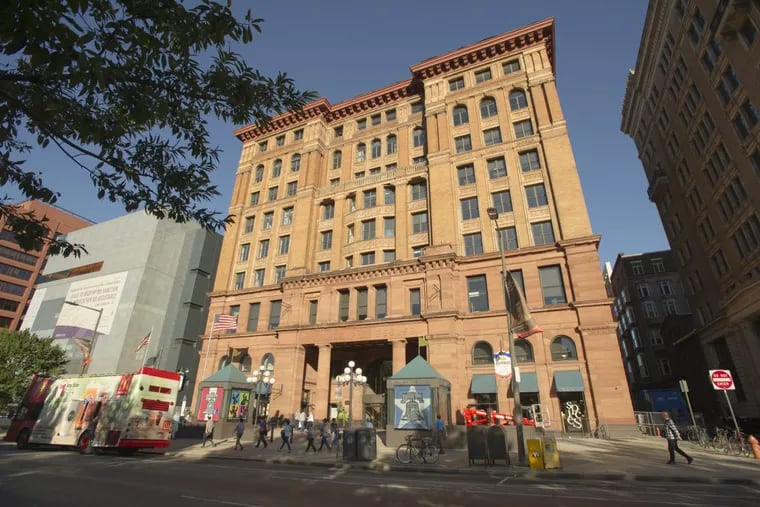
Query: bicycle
728 429 751 458
686 425 709 447
395 434 440 464
711 428 730 453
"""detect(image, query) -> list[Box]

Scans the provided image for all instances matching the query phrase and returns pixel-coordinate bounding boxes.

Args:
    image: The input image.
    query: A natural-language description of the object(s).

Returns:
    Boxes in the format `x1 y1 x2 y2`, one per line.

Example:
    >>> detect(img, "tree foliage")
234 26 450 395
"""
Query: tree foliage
0 329 67 410
0 0 315 256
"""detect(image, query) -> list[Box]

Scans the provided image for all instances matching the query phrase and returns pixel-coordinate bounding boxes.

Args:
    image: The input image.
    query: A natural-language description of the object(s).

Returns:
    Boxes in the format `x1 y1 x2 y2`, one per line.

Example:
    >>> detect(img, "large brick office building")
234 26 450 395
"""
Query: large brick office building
199 18 634 435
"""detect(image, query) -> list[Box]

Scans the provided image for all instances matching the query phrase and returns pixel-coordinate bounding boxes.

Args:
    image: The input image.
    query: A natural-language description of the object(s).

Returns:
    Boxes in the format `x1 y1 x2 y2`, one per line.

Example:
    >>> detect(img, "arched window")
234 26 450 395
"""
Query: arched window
480 97 498 119
551 336 578 361
261 353 275 370
272 159 282 177
386 134 397 155
290 153 301 172
452 105 469 126
472 341 494 365
513 339 534 363
412 127 425 148
356 143 366 162
240 354 252 372
218 355 230 370
371 139 382 158
509 89 528 111
255 164 264 182
332 150 342 170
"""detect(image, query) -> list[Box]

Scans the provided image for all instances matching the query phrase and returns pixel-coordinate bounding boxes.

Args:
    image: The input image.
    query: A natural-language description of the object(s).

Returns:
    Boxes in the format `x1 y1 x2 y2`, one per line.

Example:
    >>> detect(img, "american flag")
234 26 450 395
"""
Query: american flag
134 331 151 353
212 313 238 332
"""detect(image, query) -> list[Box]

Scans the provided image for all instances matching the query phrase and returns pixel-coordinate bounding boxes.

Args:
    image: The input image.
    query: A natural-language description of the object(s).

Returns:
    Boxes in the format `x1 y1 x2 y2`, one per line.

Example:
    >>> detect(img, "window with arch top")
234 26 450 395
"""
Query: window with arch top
261 353 275 370
551 336 577 361
453 105 469 126
240 354 252 372
218 355 230 370
509 89 528 111
480 97 498 119
514 339 534 363
472 341 494 365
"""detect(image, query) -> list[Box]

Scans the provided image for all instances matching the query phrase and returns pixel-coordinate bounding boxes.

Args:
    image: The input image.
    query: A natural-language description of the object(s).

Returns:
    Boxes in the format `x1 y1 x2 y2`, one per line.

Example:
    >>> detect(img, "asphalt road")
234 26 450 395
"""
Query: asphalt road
0 446 758 507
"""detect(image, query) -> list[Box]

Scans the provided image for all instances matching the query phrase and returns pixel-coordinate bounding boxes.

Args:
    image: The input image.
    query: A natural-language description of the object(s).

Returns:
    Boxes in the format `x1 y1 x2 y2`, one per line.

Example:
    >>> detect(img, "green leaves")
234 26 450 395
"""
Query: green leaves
0 329 67 410
0 0 316 257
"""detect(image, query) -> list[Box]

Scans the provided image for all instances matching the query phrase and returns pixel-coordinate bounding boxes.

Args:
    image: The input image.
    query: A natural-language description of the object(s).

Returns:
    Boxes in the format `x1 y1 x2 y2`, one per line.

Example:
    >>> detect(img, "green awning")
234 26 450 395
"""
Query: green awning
519 372 539 393
554 370 584 392
471 374 498 394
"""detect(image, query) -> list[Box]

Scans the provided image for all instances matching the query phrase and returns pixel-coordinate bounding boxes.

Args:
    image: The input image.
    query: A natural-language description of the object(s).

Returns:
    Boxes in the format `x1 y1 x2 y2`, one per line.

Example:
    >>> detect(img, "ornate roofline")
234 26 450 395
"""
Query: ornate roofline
410 17 555 79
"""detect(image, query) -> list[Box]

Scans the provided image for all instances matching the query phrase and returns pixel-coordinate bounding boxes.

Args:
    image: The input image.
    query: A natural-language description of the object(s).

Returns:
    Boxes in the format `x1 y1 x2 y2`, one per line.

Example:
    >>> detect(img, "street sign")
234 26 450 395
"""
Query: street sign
493 351 512 378
709 369 735 390
679 379 689 393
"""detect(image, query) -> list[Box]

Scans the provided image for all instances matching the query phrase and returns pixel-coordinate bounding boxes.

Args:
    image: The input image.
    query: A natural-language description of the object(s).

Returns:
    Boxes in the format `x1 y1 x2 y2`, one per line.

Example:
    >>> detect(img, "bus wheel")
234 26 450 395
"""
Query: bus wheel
78 432 93 455
16 429 30 450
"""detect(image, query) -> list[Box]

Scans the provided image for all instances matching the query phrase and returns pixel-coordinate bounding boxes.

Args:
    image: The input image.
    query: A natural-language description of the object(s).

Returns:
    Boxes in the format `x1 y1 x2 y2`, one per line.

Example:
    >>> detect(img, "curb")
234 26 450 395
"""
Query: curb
164 448 760 487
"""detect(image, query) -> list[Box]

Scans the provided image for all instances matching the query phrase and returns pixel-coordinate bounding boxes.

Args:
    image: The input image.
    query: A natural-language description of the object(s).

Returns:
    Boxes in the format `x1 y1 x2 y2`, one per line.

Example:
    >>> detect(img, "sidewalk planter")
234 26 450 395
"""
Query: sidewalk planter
355 429 377 461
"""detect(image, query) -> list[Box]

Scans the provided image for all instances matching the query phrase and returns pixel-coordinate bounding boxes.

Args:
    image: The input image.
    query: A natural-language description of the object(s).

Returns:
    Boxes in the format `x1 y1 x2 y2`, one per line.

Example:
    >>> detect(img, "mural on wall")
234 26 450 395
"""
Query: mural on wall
227 389 251 420
393 385 431 430
197 386 224 422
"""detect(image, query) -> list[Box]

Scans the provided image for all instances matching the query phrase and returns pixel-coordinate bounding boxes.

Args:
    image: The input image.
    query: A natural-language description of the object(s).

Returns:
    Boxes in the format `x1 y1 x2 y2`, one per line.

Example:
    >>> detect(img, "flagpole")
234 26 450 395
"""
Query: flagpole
200 316 216 383
140 327 154 371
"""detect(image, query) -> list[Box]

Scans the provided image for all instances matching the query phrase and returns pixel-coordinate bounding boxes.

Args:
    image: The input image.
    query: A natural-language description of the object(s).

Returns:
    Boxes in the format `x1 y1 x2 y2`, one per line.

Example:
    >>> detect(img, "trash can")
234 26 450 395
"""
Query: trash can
486 426 510 465
466 426 488 465
355 429 377 461
342 429 356 460
542 437 561 469
527 438 545 470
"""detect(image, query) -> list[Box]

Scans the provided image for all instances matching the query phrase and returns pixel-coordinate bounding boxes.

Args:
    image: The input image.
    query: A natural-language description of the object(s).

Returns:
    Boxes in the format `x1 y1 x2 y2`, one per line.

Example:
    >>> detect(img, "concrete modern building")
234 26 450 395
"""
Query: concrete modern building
609 251 692 414
0 200 92 330
200 18 634 435
21 211 222 408
622 0 760 423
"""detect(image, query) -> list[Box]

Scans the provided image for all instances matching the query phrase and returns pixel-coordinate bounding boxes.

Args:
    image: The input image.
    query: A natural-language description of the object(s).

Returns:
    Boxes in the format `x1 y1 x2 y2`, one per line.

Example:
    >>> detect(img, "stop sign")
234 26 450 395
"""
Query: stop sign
709 369 735 390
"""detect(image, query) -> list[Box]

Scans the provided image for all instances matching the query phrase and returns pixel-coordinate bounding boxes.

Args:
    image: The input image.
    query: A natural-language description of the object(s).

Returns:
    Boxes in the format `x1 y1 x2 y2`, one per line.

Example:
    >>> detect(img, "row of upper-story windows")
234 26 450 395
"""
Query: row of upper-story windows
258 129 304 153
472 336 578 364
253 155 301 183
314 244 427 274
451 90 528 127
448 58 522 93
461 219 556 256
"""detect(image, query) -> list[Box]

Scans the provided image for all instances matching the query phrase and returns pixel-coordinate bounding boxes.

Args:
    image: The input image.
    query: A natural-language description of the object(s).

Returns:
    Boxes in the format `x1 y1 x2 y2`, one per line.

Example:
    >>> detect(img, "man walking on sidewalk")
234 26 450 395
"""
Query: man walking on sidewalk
662 411 693 465
255 416 268 448
234 417 245 451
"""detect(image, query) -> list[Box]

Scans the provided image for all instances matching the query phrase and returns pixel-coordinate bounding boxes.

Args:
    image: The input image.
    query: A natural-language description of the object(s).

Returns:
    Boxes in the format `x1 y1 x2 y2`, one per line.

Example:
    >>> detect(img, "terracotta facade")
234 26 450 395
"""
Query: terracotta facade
198 18 634 433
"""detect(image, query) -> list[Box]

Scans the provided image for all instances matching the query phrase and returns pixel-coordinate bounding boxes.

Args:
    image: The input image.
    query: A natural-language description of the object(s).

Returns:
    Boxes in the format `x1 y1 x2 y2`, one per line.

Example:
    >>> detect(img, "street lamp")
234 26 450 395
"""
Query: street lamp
64 300 104 375
335 360 366 427
487 207 526 466
247 364 275 423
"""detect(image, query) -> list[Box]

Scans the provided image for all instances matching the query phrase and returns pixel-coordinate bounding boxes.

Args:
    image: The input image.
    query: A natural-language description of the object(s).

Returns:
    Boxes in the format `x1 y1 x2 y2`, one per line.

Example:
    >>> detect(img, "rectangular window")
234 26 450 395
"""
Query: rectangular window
250 192 260 205
457 164 476 185
498 227 518 250
711 249 729 277
513 119 534 138
411 181 427 200
253 269 265 287
263 212 273 230
257 239 269 258
384 186 395 204
334 126 343 138
659 280 673 296
234 272 245 290
287 181 297 196
274 265 286 283
318 261 331 272
239 243 250 262
510 269 526 296
531 221 555 246
267 187 278 201
664 299 678 316
272 160 282 177
259 141 267 153
644 301 657 318
386 109 397 121
384 217 395 238
360 251 375 265
293 129 303 141
362 219 376 240
356 287 368 320
740 18 758 46
346 224 354 243
357 118 367 130
487 157 507 179
410 288 422 315
539 265 567 305
363 189 377 208
492 190 513 214
463 232 484 256
651 259 665 272
375 285 387 318
475 68 492 83
320 230 333 250
307 300 318 325
519 149 541 171
371 114 381 126
247 303 260 332
483 127 502 146
460 197 479 220
332 150 342 169
411 102 424 113
503 59 520 74
637 283 650 298
268 300 281 329
454 135 472 153
338 290 350 321
278 235 290 255
525 183 548 207
322 202 334 220
383 250 395 262
412 212 428 234
466 275 489 312
412 245 426 258
281 207 293 226
449 77 465 91
276 135 285 146
244 216 255 234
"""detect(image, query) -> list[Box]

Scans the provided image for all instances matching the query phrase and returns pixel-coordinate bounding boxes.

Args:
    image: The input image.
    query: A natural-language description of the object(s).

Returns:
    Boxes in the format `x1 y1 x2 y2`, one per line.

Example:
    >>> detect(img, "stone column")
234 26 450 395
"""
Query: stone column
391 339 407 375
311 344 332 420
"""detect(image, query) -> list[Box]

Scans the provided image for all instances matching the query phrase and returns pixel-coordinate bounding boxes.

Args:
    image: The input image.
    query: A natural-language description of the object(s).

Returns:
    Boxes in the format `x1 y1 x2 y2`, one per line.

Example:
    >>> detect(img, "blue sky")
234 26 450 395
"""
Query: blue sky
8 0 667 265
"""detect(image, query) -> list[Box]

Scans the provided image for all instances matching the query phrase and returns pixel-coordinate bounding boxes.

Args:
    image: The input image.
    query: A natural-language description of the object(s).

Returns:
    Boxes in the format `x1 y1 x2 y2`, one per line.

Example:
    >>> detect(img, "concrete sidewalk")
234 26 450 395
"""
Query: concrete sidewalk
161 432 760 486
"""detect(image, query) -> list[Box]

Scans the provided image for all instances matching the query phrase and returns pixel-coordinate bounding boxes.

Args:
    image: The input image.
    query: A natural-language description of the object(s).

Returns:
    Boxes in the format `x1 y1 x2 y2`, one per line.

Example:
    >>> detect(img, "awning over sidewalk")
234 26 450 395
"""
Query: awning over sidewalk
518 371 538 393
470 373 497 394
553 370 584 392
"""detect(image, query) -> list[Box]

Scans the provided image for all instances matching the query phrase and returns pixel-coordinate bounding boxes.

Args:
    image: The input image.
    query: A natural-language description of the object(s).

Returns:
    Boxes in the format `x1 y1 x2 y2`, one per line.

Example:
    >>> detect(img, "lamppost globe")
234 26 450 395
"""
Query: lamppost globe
355 367 362 376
